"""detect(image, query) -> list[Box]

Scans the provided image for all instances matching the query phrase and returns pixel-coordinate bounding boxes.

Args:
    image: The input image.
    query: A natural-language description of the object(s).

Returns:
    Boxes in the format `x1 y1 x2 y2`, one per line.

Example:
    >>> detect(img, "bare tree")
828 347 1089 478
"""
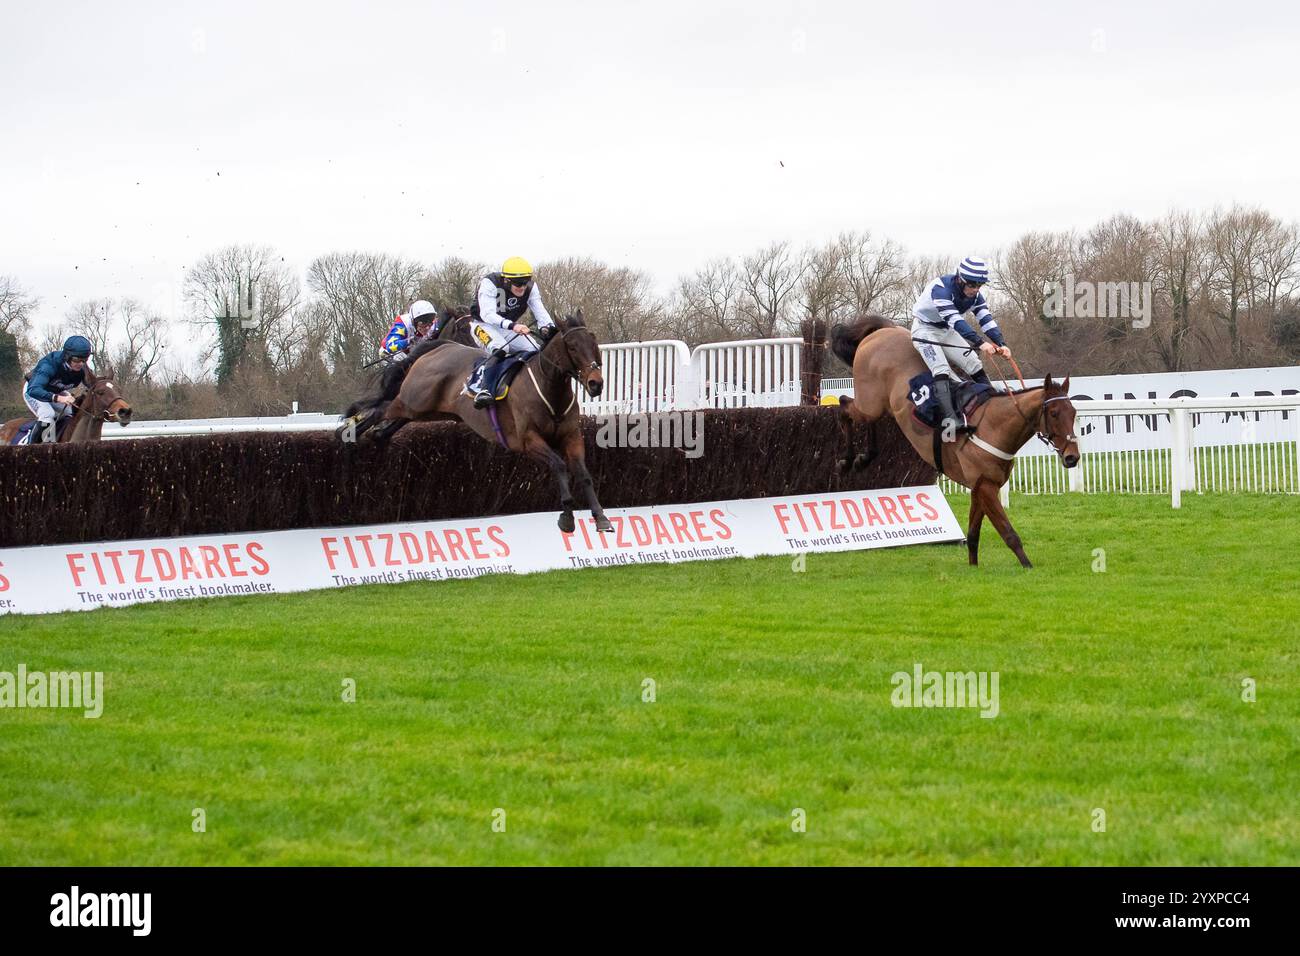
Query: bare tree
737 241 808 338
994 232 1071 329
1205 205 1271 359
1251 217 1300 317
306 251 425 372
419 256 488 311
114 299 168 384
1150 211 1212 372
535 256 668 342
184 244 301 385
835 231 910 317
797 240 846 326
669 257 744 345
53 298 168 384
0 276 39 339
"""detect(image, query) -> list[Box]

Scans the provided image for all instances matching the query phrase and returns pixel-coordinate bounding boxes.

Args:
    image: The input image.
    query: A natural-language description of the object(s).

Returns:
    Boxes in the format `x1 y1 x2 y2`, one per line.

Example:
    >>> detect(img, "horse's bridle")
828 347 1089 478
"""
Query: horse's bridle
75 381 127 423
1034 395 1077 457
537 322 601 385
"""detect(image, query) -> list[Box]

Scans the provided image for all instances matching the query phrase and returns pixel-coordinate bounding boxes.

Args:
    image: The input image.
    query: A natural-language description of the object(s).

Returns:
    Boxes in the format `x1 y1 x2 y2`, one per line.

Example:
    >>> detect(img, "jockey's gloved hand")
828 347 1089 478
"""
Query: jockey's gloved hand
537 325 557 345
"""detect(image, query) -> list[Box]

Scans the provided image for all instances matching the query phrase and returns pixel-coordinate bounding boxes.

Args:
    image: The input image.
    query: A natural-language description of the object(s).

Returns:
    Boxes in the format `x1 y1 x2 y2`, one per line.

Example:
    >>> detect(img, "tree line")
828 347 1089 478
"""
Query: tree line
2 204 1297 420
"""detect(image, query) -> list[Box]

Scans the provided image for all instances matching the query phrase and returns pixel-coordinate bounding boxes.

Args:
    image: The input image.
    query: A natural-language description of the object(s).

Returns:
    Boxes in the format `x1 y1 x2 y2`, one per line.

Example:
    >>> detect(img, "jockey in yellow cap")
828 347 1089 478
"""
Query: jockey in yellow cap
466 256 557 408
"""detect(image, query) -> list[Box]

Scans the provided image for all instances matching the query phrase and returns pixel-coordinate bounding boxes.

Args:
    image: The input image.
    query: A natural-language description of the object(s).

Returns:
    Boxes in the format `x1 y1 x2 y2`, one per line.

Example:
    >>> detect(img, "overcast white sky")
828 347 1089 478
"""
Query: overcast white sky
3 0 1298 367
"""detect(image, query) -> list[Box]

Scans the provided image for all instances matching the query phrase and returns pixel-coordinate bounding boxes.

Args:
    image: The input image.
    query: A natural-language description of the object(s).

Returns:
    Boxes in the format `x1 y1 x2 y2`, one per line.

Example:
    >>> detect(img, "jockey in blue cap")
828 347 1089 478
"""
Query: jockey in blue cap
911 256 1013 434
20 335 94 444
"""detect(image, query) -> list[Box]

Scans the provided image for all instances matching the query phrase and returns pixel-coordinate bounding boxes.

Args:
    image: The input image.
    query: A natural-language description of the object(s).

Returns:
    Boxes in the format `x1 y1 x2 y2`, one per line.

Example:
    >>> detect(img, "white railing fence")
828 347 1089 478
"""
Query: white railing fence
580 340 691 417
940 396 1300 507
692 338 802 409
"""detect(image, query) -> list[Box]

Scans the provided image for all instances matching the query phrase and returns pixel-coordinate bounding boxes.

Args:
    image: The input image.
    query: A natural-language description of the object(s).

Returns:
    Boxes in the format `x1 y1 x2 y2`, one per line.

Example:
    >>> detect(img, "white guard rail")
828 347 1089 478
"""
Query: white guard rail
941 395 1300 507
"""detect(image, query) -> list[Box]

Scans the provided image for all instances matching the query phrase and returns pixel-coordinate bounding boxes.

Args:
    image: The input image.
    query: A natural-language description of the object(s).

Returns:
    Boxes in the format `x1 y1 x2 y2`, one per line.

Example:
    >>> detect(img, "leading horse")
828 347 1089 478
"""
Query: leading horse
831 314 1079 568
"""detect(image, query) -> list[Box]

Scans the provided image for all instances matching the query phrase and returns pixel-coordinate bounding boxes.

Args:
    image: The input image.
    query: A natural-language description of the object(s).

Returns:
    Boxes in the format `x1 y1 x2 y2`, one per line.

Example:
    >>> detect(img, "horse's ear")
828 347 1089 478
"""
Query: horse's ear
573 308 585 326
1062 376 1070 393
1043 373 1053 390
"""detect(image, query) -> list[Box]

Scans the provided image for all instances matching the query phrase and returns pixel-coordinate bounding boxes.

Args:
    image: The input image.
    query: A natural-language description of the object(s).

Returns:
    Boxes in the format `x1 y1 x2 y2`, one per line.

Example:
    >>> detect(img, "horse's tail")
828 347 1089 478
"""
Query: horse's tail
830 313 898 366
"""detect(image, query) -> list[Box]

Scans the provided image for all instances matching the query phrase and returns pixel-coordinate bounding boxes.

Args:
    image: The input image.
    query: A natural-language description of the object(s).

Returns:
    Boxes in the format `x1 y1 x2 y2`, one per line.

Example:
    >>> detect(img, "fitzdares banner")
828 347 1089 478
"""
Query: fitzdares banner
0 486 962 616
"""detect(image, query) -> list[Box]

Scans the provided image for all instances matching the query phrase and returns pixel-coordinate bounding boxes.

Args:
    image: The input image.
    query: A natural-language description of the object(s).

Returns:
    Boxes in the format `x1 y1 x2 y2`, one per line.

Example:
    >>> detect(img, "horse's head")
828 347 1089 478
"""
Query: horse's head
549 310 603 398
1039 374 1078 468
83 369 133 425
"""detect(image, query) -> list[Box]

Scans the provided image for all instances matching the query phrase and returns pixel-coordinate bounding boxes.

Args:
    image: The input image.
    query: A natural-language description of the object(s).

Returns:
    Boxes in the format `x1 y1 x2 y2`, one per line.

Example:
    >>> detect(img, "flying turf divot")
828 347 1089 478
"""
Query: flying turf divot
0 487 963 616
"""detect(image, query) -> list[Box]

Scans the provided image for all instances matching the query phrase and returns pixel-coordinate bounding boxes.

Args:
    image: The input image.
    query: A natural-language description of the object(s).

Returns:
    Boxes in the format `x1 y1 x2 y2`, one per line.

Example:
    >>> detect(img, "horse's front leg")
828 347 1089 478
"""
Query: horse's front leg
976 477 1030 568
524 433 577 532
563 430 613 533
967 479 986 566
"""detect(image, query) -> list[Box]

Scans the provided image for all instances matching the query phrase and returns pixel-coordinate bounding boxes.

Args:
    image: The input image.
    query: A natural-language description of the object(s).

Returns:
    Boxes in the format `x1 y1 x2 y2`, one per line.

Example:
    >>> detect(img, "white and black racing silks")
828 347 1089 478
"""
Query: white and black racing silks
471 273 555 332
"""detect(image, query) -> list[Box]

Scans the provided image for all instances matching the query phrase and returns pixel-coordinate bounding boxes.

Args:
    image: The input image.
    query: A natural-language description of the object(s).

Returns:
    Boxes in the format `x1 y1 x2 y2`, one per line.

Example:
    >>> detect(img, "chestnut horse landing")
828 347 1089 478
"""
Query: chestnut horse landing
0 370 133 445
339 311 613 535
830 314 1079 568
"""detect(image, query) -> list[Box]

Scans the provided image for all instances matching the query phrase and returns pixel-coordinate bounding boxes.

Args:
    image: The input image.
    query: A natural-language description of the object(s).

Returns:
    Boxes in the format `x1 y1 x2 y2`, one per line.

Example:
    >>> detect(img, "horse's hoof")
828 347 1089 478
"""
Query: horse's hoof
594 516 614 533
557 512 576 534
853 453 870 471
836 457 851 474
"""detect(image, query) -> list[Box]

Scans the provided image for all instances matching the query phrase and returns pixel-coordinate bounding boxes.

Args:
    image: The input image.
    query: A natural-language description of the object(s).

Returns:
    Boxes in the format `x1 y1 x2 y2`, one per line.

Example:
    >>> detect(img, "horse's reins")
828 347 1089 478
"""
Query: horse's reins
531 323 599 420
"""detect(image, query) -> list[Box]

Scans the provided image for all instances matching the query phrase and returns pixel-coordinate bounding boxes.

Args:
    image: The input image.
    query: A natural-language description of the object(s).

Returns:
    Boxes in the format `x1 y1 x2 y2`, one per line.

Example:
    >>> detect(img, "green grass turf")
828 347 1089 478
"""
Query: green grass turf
1 493 1297 866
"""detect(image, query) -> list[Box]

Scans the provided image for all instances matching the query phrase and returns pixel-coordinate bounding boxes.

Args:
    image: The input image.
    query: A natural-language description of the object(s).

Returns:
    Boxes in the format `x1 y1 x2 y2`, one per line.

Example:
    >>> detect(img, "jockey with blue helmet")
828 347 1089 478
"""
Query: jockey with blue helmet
20 335 94 444
911 256 1012 433
380 300 439 361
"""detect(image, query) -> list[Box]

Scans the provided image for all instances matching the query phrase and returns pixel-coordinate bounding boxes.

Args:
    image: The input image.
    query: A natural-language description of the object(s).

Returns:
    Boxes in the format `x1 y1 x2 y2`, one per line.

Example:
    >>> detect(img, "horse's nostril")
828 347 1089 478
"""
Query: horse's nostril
1063 455 1079 468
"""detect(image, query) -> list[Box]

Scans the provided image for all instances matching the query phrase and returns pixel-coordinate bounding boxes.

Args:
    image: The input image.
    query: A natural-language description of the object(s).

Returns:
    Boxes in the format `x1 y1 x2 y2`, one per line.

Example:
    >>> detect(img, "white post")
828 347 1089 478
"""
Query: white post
1000 482 1010 508
679 352 702 411
1171 408 1185 509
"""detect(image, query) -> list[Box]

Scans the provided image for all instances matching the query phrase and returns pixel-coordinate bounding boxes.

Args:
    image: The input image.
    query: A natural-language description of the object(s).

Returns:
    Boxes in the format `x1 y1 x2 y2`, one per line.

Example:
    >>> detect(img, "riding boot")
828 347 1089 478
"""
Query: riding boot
473 350 507 409
931 375 971 435
970 369 992 387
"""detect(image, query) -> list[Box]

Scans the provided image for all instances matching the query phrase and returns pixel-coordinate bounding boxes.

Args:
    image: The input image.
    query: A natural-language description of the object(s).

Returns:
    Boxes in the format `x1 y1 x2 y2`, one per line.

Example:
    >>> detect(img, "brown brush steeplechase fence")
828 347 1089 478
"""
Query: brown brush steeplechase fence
0 407 933 548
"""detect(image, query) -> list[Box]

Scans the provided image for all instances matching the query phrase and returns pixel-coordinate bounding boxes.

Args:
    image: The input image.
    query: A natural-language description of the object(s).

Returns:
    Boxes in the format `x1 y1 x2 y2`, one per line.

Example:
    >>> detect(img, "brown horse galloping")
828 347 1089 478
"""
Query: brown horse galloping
831 314 1079 568
0 369 133 445
340 311 614 535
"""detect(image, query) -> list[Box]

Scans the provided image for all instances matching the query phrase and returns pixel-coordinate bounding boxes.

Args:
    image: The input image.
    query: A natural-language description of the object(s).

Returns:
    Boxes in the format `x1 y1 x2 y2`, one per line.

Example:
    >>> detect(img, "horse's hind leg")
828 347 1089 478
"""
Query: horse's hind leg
563 432 612 533
837 397 879 473
336 402 386 443
975 478 1030 568
369 397 413 448
837 397 860 472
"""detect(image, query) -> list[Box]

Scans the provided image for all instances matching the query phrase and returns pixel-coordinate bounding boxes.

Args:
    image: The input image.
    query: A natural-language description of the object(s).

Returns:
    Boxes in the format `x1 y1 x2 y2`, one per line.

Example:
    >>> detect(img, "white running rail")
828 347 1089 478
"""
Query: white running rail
692 338 803 409
940 395 1300 507
579 340 692 416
